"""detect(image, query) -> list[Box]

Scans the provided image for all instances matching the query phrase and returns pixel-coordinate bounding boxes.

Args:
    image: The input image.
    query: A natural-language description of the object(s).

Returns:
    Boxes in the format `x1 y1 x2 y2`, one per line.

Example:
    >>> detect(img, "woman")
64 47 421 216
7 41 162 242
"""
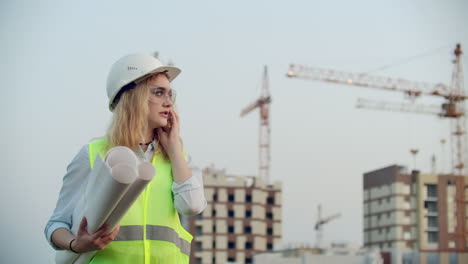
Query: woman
45 54 207 263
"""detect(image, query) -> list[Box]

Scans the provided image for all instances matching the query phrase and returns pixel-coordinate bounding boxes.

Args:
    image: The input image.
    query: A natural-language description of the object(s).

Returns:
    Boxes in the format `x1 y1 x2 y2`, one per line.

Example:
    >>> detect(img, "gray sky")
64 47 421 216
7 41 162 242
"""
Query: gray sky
1 0 467 262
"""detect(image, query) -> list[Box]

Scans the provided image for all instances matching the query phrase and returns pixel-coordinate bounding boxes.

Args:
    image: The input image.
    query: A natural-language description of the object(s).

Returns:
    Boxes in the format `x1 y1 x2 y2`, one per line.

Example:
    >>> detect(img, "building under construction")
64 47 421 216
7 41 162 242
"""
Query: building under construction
363 165 468 264
187 167 282 264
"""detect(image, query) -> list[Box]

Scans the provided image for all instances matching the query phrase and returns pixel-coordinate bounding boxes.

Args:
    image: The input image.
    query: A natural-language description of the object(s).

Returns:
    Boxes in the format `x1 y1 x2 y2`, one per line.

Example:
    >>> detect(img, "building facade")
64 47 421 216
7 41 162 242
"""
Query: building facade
188 167 282 264
363 165 468 264
415 173 468 263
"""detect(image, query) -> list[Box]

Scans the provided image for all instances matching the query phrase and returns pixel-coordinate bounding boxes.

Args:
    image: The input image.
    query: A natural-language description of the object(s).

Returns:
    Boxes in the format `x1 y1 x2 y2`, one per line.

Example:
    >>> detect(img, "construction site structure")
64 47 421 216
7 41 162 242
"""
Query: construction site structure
314 204 340 248
187 167 282 264
363 165 468 264
241 66 272 183
286 44 467 176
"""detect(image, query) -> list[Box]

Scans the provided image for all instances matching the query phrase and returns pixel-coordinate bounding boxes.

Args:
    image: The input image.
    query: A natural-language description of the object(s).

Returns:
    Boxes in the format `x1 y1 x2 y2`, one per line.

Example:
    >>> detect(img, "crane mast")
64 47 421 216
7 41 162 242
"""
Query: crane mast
241 66 272 183
449 44 466 174
287 44 467 175
315 204 341 248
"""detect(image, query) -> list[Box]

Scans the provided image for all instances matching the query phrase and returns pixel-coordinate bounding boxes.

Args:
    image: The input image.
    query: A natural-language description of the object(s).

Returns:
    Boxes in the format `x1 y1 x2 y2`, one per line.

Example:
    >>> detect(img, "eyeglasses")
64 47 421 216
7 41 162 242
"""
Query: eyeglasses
150 87 176 104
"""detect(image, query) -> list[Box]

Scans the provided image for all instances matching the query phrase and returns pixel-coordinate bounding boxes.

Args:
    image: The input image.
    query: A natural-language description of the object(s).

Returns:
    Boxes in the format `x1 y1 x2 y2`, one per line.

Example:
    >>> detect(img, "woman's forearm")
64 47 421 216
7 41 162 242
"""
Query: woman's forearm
51 228 75 251
169 151 192 184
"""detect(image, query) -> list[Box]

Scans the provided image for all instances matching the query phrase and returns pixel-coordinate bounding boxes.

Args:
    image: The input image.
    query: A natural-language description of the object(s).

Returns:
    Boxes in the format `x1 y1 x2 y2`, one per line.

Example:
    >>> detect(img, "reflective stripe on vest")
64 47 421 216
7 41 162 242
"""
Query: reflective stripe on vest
114 225 191 255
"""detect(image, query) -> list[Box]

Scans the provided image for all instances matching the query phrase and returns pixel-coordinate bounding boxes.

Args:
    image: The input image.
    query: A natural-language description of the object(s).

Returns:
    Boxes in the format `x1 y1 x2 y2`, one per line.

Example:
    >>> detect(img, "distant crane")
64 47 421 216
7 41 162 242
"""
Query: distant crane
286 44 467 175
410 148 419 170
315 204 341 248
240 66 272 183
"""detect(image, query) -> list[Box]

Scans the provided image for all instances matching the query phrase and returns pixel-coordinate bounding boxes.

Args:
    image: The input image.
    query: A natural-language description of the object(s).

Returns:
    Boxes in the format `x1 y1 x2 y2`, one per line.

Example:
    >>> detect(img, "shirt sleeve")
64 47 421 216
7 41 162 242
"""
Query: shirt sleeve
44 145 91 250
172 167 207 216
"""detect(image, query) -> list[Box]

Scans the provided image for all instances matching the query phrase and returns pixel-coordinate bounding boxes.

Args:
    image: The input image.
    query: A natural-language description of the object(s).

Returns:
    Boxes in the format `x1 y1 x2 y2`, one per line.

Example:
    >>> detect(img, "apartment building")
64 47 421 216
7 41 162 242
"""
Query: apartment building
363 165 417 263
188 167 282 264
416 173 468 263
363 165 468 264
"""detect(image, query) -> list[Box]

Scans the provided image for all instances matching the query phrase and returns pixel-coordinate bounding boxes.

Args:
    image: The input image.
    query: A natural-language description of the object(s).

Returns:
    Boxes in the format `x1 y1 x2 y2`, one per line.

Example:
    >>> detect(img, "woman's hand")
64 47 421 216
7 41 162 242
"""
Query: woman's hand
71 217 120 253
157 109 182 158
157 109 192 184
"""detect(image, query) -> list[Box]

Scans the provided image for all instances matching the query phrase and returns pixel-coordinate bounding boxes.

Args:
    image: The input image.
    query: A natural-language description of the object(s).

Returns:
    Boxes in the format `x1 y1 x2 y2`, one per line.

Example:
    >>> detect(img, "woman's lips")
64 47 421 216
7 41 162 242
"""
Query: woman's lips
160 111 169 118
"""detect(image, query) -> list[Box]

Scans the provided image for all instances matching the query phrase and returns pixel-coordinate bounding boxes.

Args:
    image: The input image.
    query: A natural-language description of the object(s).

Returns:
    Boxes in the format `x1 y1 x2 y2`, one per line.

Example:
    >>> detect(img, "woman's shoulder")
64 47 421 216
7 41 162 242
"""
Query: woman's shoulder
86 137 108 166
88 136 107 145
70 137 106 166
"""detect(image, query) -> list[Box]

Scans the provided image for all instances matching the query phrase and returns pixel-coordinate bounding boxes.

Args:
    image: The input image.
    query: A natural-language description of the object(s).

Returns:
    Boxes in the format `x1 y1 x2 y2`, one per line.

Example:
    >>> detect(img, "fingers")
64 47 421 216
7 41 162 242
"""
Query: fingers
95 225 120 246
90 225 109 240
78 217 88 235
74 221 117 252
171 109 179 123
167 110 179 136
102 225 120 240
170 109 180 127
111 225 120 237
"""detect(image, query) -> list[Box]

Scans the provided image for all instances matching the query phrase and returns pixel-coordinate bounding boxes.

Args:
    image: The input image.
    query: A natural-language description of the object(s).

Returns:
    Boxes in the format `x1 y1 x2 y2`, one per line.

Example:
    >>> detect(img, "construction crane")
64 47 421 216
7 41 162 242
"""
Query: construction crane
286 44 467 176
315 204 341 248
356 98 445 116
240 66 272 183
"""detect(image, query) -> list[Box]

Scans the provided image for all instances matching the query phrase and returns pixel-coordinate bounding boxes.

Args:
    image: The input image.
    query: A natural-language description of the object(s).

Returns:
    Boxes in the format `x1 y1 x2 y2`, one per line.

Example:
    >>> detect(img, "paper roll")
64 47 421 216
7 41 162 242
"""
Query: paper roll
82 160 137 233
55 146 155 264
105 161 155 229
74 162 155 264
104 146 138 169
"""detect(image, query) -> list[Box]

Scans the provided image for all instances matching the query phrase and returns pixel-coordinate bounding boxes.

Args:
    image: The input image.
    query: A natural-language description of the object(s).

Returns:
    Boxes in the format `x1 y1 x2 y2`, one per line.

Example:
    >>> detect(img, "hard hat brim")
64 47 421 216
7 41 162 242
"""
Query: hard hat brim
108 65 181 111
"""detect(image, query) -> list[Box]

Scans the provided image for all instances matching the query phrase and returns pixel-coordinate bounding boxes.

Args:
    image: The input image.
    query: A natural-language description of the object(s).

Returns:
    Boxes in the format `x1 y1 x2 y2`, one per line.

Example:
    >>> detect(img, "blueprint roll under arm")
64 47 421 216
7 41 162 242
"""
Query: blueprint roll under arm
55 146 154 264
105 161 155 230
75 161 155 264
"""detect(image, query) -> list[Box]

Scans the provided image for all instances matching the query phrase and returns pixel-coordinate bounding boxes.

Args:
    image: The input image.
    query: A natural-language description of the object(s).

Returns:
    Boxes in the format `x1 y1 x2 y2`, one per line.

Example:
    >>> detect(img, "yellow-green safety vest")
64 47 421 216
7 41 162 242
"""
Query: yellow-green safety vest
87 139 193 264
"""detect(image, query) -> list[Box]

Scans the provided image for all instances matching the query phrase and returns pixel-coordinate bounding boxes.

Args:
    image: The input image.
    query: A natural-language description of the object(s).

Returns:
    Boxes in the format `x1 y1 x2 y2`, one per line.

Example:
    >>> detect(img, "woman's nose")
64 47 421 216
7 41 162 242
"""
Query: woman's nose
163 99 172 107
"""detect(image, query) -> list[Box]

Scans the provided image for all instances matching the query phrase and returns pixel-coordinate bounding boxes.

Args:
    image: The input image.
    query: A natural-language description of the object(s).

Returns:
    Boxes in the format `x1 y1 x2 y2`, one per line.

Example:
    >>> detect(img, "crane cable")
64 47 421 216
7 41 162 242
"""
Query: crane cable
364 44 452 74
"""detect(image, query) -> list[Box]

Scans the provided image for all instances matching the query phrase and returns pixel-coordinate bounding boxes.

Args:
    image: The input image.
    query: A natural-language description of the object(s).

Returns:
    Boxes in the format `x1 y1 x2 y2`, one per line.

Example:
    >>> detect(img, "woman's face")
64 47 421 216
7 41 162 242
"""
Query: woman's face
146 73 174 129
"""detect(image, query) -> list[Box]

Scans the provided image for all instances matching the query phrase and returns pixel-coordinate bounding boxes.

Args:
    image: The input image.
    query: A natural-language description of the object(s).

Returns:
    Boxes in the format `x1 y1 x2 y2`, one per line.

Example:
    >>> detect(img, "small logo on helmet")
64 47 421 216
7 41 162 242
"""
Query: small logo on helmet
127 66 138 70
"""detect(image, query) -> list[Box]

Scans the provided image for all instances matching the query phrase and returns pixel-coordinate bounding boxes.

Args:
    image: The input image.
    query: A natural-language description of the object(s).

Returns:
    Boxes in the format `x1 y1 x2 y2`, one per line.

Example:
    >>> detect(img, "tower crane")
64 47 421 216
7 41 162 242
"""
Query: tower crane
315 204 341 248
356 98 445 117
286 44 467 176
241 66 272 183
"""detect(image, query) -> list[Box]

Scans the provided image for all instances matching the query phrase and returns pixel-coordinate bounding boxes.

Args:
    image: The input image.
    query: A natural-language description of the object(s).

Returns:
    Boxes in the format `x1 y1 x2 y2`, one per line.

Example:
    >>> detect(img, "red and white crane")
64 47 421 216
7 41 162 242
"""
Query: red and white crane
241 66 272 183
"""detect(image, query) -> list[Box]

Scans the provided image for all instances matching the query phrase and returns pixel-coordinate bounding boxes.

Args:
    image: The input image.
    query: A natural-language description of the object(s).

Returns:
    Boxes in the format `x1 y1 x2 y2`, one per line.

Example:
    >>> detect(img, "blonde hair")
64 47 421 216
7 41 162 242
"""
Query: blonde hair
105 75 169 159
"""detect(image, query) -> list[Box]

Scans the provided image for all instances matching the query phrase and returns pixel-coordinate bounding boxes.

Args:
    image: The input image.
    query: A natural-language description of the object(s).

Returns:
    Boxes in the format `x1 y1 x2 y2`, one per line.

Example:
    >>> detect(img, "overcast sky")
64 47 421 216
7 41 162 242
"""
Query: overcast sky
1 0 468 263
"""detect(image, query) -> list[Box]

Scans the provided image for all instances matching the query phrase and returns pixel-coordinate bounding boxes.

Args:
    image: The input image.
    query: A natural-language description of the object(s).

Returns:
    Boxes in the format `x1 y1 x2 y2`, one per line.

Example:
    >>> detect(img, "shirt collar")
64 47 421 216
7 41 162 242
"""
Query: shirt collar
136 142 155 161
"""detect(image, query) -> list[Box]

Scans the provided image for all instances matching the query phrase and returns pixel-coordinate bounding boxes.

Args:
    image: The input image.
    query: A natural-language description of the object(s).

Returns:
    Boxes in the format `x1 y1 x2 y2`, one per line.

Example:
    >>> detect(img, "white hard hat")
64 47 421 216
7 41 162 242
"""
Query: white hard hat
106 53 181 111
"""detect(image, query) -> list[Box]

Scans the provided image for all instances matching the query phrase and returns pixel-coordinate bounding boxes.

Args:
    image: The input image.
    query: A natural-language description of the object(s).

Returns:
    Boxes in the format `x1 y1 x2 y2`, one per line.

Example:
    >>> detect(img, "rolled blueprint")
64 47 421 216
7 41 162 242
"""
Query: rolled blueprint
75 162 155 264
55 146 155 264
105 161 155 229
79 146 139 233
83 163 137 233
104 146 138 169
